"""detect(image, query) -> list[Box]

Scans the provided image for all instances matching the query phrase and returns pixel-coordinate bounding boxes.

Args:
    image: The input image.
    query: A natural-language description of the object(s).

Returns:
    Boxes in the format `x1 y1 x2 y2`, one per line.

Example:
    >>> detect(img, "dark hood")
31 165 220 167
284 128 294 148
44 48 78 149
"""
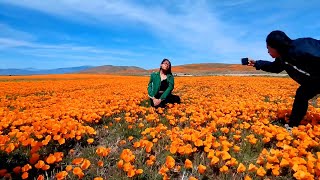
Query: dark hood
266 30 293 55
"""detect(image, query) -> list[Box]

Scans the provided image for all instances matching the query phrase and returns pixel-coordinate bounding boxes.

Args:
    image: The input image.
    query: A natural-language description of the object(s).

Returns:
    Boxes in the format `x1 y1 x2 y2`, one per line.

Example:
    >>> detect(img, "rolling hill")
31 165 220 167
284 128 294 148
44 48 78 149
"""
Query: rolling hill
172 63 256 74
148 63 271 76
79 65 149 75
79 63 259 76
0 63 284 76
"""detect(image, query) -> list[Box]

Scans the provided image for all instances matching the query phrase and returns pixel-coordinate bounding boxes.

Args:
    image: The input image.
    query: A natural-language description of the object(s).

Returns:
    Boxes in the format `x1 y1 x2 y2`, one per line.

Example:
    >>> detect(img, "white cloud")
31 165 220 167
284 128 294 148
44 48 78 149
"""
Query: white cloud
0 37 33 48
219 0 253 7
0 37 148 69
0 23 35 40
0 37 141 56
4 0 317 66
1 0 268 61
0 37 150 68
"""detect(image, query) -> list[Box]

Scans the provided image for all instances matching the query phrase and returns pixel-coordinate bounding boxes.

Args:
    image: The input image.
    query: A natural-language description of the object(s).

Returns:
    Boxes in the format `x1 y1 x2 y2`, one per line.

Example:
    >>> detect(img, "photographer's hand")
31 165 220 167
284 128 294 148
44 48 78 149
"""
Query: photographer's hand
248 59 255 66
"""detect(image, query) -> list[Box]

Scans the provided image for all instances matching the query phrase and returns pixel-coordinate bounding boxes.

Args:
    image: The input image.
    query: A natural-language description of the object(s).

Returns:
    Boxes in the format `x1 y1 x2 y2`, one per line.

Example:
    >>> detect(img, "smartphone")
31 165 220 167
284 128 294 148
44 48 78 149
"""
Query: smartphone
241 58 249 65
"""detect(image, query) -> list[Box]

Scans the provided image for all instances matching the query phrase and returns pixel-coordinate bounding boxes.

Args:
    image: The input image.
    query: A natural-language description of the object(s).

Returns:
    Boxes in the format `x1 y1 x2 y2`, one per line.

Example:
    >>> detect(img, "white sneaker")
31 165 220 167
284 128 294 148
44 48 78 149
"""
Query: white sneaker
284 124 292 134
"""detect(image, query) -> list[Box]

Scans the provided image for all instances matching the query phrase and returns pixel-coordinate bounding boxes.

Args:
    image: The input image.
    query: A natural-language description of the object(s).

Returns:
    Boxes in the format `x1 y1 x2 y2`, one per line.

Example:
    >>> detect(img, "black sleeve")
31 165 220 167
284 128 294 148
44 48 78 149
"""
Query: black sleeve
254 58 284 73
304 54 320 77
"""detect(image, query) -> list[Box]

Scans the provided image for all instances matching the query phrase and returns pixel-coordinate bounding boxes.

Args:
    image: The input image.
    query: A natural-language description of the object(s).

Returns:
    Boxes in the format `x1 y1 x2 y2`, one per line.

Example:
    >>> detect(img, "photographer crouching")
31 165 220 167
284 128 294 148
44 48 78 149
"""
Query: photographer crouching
243 30 320 130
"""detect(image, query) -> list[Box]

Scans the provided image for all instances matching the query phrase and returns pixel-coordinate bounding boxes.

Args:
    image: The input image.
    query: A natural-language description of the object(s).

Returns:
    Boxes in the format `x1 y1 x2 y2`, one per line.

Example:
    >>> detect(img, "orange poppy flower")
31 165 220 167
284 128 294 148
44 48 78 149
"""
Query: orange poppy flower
22 164 32 172
123 162 134 172
219 165 229 173
41 165 50 171
265 162 273 170
117 160 124 169
145 142 153 153
244 175 252 180
54 152 64 162
194 139 204 147
133 141 141 148
81 159 91 170
237 163 246 173
12 166 21 174
87 138 94 144
29 153 40 165
94 178 103 180
58 138 65 145
0 169 7 176
165 156 175 169
5 143 15 153
146 160 154 166
136 169 143 175
127 169 136 177
233 145 241 152
210 156 220 165
97 160 104 167
170 145 178 154
46 154 56 164
65 165 73 172
37 175 45 180
55 171 68 180
184 159 193 169
21 172 28 179
35 160 45 169
272 166 280 176
256 166 266 177
73 167 84 178
189 177 198 180
72 158 84 165
221 151 231 160
248 164 257 172
198 164 206 174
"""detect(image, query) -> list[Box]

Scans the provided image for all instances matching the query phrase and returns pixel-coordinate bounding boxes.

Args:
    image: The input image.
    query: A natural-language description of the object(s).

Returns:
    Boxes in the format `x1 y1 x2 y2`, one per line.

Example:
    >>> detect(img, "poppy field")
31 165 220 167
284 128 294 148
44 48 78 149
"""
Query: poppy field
1 74 320 180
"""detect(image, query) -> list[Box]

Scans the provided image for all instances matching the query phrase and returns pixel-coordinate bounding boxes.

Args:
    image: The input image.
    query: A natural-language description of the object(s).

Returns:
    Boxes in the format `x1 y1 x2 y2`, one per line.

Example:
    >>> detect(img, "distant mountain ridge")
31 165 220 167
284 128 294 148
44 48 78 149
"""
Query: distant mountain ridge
0 63 280 76
80 65 148 75
0 66 92 75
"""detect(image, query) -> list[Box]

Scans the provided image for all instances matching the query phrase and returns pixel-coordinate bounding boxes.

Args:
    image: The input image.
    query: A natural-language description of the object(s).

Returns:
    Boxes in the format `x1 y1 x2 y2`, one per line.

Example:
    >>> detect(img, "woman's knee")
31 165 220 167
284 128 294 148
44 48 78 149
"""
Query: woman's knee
177 96 181 103
173 95 181 104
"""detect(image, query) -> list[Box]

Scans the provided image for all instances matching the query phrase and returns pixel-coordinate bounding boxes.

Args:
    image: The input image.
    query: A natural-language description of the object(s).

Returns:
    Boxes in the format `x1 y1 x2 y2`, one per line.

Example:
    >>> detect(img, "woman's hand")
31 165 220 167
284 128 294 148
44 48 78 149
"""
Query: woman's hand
153 99 162 106
248 59 256 66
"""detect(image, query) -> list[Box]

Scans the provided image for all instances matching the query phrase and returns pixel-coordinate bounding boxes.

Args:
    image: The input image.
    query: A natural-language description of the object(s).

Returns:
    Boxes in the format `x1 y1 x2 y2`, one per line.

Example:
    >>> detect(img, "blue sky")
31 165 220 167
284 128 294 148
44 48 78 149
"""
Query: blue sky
1 0 319 69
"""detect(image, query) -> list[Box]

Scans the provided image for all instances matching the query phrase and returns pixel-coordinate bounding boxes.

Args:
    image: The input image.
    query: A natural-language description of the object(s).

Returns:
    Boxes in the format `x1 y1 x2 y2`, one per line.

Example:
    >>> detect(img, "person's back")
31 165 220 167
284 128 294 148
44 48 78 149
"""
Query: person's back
289 38 320 61
292 38 320 58
285 37 320 81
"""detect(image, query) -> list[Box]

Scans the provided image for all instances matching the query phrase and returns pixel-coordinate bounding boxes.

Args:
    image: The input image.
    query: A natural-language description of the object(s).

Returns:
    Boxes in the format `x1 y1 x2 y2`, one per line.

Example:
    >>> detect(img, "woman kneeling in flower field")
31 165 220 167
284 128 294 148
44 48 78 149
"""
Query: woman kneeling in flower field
147 58 180 108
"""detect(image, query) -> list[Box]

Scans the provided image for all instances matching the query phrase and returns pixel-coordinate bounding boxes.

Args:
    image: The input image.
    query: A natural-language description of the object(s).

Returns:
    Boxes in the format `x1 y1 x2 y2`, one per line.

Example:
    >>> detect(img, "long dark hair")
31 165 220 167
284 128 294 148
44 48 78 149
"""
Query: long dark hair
159 58 172 75
266 30 292 55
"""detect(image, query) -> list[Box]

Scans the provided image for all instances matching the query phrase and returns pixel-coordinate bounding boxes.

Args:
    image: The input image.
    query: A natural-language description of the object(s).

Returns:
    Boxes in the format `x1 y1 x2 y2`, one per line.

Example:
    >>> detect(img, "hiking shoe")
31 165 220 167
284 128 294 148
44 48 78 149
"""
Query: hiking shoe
284 124 292 134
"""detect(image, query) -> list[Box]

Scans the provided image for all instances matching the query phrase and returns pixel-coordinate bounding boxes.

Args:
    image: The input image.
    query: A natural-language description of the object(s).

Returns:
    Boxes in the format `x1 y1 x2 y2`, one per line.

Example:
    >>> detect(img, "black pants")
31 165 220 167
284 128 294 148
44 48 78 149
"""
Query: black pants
289 83 320 127
150 93 181 108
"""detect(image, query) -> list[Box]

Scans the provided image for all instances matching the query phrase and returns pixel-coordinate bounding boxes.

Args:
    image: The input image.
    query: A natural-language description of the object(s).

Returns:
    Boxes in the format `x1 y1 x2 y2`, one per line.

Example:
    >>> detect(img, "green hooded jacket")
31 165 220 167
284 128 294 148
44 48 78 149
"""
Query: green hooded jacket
147 71 174 100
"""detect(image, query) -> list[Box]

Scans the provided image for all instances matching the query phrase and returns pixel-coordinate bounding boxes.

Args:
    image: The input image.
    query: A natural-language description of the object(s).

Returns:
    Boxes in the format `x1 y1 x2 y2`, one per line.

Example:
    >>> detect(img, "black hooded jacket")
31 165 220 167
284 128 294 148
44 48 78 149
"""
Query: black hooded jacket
255 37 320 85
